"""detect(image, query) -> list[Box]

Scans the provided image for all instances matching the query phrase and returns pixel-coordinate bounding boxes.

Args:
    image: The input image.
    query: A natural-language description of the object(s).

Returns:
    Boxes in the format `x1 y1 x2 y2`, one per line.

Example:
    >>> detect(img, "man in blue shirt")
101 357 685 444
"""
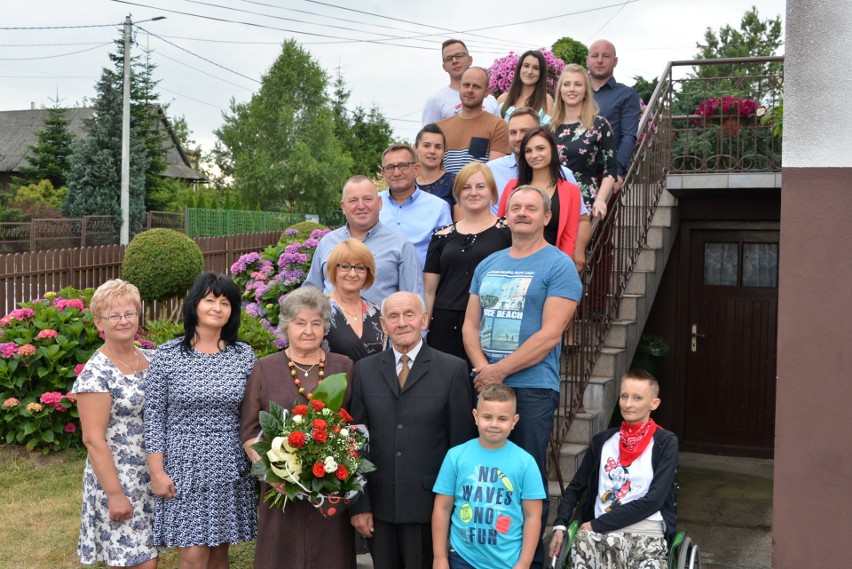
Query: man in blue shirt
378 144 453 267
587 39 641 192
303 175 423 305
463 185 582 569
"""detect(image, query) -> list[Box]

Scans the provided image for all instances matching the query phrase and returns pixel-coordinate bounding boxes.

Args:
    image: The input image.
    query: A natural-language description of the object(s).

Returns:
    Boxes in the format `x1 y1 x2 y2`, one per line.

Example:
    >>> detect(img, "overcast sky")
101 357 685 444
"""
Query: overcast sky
1 0 786 154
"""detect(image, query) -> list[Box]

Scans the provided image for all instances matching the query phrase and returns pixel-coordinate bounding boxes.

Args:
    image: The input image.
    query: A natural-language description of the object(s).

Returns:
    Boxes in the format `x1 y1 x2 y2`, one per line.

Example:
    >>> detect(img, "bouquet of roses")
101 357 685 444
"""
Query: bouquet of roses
250 373 375 516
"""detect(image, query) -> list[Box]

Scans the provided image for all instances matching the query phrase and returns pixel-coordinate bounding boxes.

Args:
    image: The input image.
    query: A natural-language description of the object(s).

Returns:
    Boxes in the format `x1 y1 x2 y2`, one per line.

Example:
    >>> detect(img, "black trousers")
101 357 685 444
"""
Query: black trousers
367 518 433 569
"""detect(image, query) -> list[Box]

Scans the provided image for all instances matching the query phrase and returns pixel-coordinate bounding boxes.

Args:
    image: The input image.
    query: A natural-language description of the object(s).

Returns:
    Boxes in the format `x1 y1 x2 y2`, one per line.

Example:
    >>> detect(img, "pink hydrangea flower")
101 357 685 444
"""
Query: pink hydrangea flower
74 363 85 376
39 392 66 411
17 344 36 357
25 402 44 413
55 298 85 312
0 316 10 327
2 397 20 408
64 422 77 433
36 329 59 340
64 392 77 403
0 342 17 359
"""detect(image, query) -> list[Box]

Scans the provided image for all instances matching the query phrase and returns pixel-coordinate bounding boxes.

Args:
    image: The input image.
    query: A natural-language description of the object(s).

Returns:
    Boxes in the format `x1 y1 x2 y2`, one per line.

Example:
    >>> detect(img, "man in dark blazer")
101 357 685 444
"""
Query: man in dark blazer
350 291 476 569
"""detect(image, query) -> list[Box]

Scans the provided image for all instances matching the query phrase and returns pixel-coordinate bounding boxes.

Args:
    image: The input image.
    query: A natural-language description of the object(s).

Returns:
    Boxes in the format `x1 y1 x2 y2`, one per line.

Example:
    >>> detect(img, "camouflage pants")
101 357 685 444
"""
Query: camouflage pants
570 529 667 569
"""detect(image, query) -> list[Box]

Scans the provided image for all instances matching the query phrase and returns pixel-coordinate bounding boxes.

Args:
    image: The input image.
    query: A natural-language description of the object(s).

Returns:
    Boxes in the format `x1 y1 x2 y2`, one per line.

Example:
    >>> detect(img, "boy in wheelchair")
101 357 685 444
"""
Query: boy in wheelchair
548 369 678 568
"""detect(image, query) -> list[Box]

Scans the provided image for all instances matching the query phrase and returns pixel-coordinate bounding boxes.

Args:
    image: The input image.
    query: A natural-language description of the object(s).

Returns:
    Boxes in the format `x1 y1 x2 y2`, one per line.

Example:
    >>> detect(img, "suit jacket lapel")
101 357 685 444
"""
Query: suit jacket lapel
378 350 399 395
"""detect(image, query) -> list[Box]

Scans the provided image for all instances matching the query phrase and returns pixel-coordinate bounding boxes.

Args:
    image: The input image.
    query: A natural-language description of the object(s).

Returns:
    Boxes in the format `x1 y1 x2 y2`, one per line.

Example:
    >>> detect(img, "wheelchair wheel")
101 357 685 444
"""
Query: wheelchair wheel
553 521 580 569
687 542 700 569
676 536 692 569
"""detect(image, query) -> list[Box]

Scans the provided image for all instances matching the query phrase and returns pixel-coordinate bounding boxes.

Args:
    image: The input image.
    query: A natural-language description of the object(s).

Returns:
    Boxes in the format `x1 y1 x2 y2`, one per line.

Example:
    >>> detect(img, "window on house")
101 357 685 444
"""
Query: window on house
742 243 778 288
703 242 738 286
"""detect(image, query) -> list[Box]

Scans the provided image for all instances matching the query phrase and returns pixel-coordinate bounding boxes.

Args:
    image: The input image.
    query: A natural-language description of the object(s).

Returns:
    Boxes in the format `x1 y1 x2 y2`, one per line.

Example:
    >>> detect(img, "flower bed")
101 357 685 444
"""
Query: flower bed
230 228 329 348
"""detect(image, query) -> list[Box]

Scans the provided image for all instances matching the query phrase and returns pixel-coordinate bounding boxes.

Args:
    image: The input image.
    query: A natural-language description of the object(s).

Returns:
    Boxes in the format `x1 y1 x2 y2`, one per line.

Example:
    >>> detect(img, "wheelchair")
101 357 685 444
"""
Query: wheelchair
552 519 701 569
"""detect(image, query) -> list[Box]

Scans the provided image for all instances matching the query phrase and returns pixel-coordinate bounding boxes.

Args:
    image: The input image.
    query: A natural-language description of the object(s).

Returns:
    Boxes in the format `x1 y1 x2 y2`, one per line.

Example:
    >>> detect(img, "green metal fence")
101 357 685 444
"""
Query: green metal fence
186 209 345 238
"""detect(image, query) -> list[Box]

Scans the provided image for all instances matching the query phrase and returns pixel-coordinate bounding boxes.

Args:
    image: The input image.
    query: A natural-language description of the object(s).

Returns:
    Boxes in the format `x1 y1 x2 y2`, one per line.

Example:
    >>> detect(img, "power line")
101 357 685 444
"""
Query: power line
0 23 120 30
0 42 113 61
150 47 256 91
138 26 261 84
0 42 106 47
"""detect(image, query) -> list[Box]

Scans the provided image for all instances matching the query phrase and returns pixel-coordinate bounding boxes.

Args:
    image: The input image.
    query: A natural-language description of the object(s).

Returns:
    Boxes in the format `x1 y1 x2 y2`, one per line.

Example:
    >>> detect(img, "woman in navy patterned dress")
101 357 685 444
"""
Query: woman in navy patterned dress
144 273 257 568
74 279 157 568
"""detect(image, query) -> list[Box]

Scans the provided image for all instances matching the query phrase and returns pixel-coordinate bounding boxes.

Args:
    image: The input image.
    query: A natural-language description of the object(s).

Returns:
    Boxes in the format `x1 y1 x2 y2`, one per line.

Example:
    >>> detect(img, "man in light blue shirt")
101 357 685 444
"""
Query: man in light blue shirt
303 175 423 305
378 144 452 267
487 107 584 216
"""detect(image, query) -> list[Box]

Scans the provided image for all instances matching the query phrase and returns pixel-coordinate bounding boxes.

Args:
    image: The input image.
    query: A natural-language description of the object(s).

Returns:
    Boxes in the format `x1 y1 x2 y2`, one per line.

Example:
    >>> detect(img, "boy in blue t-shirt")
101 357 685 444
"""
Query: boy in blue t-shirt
432 384 545 569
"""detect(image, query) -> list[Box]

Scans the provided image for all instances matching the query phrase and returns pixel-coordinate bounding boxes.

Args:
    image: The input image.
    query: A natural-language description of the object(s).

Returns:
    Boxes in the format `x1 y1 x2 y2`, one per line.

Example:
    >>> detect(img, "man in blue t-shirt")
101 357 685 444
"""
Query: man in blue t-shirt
463 184 582 568
433 384 545 569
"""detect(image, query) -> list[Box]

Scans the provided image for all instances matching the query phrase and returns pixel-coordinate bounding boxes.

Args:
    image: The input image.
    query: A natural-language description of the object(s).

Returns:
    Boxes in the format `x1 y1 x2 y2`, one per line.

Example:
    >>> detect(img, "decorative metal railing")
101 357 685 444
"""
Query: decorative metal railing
548 56 784 489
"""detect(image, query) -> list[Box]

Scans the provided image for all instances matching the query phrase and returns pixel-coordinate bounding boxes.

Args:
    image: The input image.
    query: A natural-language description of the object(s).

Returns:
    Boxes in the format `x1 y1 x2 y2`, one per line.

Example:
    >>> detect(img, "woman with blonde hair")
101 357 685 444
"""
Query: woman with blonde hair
425 162 511 366
550 64 617 220
74 279 157 569
324 238 386 361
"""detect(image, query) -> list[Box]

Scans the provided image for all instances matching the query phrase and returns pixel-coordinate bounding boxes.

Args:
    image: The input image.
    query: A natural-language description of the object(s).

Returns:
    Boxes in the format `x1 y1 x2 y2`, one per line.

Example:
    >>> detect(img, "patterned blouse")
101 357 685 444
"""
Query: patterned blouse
554 115 617 205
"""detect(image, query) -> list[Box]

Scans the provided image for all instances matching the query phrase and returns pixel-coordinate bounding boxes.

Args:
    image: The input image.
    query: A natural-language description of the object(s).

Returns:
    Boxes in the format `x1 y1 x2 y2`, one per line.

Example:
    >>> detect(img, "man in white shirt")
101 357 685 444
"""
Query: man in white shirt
422 39 500 124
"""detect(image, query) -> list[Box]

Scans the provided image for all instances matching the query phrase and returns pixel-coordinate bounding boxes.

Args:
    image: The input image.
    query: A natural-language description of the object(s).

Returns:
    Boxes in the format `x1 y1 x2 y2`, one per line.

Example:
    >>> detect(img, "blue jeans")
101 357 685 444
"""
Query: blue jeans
448 548 477 569
508 387 559 569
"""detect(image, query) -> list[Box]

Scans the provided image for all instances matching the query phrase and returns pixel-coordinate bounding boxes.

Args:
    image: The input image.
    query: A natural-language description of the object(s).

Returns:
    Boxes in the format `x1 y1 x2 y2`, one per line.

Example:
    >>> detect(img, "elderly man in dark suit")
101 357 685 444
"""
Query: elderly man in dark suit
349 291 475 569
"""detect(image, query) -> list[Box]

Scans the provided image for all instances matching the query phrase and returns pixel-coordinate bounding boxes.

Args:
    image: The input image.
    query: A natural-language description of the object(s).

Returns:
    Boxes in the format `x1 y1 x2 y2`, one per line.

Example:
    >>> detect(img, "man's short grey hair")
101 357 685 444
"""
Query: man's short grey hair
278 287 332 336
507 184 551 214
380 291 425 317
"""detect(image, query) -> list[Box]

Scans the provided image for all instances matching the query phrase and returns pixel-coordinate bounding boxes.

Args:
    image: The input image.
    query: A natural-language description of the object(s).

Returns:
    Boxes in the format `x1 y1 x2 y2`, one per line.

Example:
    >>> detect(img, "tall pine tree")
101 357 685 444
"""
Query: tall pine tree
15 101 75 189
61 70 149 237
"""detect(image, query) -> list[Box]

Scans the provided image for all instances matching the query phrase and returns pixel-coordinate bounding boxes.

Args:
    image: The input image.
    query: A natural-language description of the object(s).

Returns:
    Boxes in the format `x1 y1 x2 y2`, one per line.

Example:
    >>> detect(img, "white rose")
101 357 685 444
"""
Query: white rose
339 428 349 438
322 407 332 415
292 415 304 424
323 456 338 473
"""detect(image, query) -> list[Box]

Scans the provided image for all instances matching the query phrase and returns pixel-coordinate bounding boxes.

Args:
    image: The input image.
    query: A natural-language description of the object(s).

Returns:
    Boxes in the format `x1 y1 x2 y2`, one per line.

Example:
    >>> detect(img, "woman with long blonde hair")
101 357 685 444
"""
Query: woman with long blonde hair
550 64 617 220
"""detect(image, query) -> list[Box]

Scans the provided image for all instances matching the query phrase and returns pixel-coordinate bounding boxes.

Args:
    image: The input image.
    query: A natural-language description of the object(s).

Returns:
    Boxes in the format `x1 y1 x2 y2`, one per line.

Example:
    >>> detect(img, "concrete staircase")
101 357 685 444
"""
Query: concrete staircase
548 189 679 506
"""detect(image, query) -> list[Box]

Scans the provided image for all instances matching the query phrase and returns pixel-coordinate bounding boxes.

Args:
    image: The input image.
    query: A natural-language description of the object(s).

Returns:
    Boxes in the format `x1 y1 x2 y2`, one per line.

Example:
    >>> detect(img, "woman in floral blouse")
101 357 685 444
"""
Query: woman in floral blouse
550 63 617 220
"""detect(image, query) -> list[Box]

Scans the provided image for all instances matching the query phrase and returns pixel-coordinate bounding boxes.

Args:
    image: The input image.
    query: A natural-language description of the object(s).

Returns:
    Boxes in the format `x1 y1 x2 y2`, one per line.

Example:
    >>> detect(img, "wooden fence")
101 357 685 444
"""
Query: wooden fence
0 231 281 316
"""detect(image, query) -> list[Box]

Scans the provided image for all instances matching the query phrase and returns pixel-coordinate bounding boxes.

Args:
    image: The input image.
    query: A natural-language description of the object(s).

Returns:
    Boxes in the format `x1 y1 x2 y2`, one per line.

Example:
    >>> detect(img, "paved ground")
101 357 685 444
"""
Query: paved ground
357 452 774 568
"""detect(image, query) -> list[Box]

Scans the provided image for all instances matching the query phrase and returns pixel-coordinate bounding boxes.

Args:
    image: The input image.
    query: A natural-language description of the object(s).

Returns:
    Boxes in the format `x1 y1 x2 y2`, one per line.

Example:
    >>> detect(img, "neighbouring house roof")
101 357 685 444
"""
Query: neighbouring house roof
0 106 206 182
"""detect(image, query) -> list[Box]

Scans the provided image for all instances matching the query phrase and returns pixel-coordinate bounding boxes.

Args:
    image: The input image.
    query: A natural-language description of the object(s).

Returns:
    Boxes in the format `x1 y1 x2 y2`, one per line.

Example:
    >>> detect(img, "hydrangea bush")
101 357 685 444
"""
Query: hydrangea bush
487 49 566 98
231 228 330 348
0 287 97 452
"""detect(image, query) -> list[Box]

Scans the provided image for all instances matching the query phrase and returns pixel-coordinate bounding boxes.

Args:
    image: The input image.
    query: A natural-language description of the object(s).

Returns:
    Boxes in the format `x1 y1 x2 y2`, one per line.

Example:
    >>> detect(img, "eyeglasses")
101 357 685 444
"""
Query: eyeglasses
442 52 468 63
381 162 416 174
101 311 139 322
337 263 368 273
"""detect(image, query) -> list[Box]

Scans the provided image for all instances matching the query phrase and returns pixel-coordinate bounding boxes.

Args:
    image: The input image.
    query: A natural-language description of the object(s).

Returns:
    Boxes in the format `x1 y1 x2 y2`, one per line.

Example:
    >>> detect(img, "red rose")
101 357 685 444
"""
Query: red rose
350 449 359 458
339 408 353 423
331 425 341 434
311 399 325 412
312 462 326 477
335 465 349 480
312 418 327 430
292 405 308 416
313 429 328 443
288 431 306 448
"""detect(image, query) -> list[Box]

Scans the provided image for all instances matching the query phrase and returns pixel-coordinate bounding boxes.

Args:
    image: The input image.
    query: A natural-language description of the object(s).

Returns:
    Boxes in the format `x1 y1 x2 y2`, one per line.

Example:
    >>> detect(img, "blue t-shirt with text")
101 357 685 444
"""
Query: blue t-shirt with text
469 245 581 391
433 439 546 569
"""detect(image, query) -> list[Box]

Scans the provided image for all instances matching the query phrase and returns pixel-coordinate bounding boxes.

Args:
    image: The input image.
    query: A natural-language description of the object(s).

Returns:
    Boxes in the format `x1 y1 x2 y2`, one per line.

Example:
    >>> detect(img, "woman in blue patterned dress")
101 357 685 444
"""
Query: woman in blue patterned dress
74 279 157 569
144 273 257 568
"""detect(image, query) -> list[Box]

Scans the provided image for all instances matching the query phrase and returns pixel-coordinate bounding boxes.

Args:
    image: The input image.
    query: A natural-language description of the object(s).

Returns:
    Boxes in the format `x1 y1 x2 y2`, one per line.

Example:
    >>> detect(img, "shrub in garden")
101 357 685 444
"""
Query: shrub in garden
232 228 330 348
279 221 327 245
487 49 565 98
122 228 204 303
0 287 97 452
142 308 280 359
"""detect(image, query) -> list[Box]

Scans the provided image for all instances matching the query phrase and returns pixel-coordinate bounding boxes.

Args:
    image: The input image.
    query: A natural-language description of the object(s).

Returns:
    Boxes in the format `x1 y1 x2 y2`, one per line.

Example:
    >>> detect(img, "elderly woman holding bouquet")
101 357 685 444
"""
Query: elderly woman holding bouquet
74 279 157 569
240 286 356 569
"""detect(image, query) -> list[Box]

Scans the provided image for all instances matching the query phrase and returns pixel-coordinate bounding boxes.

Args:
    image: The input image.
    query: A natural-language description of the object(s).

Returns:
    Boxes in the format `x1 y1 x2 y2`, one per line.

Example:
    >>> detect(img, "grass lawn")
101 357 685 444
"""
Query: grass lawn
0 446 255 569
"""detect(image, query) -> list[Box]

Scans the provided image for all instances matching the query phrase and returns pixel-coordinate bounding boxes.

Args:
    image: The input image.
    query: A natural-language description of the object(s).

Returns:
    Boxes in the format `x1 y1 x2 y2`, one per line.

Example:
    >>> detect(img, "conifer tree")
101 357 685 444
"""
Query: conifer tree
16 101 75 189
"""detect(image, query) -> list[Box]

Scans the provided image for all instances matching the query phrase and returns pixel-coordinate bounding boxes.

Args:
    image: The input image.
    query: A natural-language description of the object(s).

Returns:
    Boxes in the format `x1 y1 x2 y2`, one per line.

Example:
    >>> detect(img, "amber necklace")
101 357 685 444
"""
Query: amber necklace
286 349 326 400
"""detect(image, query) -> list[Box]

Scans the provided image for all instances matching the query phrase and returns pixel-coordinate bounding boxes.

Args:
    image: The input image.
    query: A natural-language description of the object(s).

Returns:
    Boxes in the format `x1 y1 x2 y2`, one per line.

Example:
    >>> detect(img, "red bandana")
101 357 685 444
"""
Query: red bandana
619 419 658 466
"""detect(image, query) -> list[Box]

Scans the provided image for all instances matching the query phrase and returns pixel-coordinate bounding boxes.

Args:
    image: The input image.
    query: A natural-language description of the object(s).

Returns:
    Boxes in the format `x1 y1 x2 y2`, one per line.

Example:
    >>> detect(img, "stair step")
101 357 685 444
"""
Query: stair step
636 248 658 272
617 293 645 321
550 442 588 482
592 347 626 378
566 407 609 445
651 204 673 227
583 375 615 410
604 319 637 349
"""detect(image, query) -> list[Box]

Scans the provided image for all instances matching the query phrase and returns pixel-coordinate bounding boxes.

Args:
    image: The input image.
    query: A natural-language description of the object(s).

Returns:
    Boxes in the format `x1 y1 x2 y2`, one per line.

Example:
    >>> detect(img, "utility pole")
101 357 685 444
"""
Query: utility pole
120 15 132 245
